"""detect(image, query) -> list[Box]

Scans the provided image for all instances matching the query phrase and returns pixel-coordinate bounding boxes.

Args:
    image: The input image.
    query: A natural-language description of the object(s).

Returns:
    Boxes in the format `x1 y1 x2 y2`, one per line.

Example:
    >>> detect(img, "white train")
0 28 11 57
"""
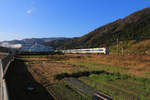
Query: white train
60 48 109 54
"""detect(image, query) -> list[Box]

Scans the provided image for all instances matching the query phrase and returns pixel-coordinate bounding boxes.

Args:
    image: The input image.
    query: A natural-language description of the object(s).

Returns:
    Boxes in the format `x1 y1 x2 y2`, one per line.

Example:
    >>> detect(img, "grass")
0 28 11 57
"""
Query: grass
47 81 91 100
18 54 150 100
109 40 136 54
54 69 150 99
79 72 150 100
65 54 150 78
69 61 129 73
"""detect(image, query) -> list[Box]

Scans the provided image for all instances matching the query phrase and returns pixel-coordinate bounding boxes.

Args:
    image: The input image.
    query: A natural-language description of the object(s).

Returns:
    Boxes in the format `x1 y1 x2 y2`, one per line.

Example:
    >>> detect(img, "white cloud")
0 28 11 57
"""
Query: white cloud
26 8 34 14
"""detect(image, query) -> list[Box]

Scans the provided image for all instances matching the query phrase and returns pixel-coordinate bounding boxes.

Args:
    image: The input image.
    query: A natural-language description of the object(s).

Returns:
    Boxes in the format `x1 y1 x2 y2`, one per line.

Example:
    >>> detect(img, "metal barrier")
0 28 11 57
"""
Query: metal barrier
0 55 14 100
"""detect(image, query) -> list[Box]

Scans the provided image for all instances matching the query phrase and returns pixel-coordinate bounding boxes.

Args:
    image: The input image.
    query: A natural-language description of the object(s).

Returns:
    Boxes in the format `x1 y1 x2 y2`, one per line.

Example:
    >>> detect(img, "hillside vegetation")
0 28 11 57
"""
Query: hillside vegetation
45 7 150 54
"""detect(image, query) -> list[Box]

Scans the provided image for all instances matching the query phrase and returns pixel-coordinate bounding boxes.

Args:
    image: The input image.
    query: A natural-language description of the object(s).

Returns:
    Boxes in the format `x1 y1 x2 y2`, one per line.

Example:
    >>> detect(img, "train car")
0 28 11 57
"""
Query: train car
60 48 109 54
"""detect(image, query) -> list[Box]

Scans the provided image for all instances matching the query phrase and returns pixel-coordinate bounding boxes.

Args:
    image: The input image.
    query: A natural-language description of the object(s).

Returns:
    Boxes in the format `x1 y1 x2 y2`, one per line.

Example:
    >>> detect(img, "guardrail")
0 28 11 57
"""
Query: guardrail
0 55 14 100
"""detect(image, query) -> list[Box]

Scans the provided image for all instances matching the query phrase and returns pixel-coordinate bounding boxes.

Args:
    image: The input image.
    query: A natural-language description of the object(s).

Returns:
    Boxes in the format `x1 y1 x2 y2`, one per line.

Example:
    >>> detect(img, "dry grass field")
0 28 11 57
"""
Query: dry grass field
18 54 150 82
65 54 150 78
20 55 86 82
0 52 8 58
16 54 150 100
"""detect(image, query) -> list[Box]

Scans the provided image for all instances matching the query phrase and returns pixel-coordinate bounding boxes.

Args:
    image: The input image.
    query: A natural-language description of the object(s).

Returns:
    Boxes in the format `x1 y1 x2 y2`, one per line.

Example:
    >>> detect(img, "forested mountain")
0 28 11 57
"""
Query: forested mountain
44 7 150 54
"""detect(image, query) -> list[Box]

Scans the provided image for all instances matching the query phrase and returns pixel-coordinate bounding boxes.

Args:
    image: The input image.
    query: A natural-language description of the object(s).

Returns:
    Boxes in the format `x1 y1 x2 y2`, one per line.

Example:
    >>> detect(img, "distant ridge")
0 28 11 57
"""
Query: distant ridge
0 37 69 45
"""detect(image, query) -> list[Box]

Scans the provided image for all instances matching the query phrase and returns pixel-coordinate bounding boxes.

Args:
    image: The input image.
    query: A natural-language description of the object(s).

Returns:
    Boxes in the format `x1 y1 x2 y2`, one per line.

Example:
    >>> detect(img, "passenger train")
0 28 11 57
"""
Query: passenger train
60 48 109 54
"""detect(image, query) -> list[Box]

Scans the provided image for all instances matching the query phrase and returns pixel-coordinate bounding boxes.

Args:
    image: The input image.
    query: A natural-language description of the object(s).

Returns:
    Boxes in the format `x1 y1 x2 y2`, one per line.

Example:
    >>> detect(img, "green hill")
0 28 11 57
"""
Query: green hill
44 7 150 54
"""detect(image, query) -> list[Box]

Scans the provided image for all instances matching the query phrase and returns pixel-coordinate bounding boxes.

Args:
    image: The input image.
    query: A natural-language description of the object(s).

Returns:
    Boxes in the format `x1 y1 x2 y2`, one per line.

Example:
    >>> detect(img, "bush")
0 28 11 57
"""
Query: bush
54 72 69 80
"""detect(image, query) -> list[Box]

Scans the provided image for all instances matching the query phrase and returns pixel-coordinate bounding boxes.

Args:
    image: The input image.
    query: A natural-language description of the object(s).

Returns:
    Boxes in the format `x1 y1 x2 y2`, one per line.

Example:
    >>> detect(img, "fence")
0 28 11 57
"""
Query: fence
0 55 14 100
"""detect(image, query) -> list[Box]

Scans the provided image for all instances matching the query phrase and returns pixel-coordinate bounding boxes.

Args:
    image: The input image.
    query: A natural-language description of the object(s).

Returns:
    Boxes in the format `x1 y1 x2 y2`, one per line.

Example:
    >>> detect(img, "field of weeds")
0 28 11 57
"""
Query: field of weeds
18 54 92 100
18 54 150 100
65 54 150 78
79 73 150 100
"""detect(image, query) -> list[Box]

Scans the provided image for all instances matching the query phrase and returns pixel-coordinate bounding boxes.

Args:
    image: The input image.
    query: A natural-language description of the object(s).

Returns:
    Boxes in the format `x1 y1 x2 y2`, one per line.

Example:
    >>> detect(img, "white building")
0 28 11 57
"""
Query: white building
20 43 54 52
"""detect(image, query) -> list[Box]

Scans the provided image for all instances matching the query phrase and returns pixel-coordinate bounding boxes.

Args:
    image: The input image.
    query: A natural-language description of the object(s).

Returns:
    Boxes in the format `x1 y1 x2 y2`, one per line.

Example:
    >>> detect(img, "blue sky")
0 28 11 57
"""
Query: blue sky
0 0 150 41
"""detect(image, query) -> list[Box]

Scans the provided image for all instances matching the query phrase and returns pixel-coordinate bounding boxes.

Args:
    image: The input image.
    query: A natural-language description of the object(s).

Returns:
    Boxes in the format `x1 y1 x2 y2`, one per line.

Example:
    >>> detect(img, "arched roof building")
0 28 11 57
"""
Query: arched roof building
20 43 54 52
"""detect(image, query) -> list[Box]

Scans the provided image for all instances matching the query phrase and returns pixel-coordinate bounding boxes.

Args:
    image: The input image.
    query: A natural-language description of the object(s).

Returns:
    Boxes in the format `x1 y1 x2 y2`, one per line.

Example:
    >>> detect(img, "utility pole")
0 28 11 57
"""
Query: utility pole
117 38 119 55
122 48 124 55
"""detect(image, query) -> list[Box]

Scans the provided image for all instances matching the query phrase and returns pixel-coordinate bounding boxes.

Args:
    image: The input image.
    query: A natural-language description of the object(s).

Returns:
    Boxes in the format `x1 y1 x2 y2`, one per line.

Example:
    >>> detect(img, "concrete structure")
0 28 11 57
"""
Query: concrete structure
0 55 14 100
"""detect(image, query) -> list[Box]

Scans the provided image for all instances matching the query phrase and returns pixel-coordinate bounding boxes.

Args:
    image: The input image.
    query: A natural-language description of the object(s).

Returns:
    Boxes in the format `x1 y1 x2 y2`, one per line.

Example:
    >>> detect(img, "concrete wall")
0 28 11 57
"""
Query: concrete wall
0 55 14 100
